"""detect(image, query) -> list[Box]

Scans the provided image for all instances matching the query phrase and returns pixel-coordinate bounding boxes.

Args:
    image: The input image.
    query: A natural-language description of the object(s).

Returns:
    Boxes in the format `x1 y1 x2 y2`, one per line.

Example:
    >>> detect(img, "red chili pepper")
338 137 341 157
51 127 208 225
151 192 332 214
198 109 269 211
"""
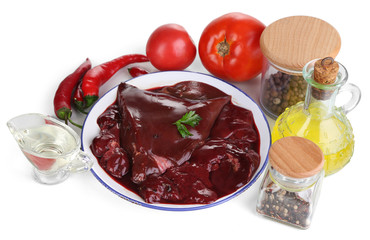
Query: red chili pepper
73 81 88 114
128 66 149 77
81 54 149 108
53 58 91 128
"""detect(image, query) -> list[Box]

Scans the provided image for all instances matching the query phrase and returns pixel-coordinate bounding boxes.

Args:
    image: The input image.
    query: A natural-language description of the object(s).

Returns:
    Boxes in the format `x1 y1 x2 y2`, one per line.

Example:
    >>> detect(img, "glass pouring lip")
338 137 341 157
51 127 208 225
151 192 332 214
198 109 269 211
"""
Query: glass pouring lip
302 58 348 90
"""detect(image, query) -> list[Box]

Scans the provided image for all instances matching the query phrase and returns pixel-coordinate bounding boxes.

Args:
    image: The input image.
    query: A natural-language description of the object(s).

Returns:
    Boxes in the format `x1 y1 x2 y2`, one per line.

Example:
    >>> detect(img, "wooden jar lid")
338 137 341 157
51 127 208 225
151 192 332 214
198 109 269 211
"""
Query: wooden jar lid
269 136 324 178
260 16 341 72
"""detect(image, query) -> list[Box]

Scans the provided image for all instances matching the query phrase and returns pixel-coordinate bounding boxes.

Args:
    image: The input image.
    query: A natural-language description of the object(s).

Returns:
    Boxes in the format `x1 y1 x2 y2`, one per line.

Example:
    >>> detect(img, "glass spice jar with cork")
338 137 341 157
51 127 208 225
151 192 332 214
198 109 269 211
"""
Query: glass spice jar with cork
259 16 341 119
256 136 325 229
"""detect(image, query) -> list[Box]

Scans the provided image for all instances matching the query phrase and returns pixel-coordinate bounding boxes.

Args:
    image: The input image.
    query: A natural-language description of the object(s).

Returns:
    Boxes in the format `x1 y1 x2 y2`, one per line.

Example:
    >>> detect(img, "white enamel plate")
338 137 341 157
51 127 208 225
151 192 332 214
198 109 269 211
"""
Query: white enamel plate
81 71 271 211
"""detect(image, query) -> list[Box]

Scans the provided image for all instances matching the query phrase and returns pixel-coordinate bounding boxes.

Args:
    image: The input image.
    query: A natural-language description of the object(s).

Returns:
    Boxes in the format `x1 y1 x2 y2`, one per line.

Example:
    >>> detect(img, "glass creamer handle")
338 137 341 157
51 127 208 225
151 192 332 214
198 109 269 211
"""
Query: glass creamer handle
338 83 361 114
70 150 93 173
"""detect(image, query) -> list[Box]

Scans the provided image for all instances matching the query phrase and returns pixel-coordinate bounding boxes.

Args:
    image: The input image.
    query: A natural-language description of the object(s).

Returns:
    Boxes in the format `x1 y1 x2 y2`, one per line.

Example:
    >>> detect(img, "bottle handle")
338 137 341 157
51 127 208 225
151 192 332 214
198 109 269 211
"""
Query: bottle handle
338 83 361 114
70 150 93 173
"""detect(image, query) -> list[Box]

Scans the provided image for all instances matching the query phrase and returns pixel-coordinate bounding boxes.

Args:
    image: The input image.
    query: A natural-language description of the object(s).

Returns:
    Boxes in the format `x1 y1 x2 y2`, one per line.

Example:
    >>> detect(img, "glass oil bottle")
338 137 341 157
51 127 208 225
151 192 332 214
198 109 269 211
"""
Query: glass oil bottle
271 57 361 176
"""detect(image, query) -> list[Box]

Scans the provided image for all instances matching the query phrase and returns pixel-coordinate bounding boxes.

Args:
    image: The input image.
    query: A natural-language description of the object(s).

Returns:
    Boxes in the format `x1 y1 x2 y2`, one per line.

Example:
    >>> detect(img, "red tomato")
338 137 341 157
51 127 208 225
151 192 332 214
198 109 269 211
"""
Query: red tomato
198 12 265 82
146 24 196 71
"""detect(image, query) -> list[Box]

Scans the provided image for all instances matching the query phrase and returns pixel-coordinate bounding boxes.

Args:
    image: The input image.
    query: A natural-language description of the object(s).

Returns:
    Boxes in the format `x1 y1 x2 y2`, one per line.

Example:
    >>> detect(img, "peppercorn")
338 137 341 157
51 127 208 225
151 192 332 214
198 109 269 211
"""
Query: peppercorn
256 182 312 228
261 71 307 118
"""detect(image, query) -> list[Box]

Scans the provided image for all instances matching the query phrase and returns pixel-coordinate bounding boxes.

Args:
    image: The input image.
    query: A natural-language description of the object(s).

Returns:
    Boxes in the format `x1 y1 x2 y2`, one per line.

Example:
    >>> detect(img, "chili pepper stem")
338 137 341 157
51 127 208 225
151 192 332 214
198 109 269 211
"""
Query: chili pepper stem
74 100 89 114
84 95 99 108
66 111 83 129
68 119 83 129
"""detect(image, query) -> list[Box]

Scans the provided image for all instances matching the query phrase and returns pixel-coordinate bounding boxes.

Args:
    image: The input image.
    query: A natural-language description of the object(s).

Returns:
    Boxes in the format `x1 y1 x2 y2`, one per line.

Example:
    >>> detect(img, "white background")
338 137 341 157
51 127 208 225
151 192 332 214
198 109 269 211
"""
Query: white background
1 0 369 239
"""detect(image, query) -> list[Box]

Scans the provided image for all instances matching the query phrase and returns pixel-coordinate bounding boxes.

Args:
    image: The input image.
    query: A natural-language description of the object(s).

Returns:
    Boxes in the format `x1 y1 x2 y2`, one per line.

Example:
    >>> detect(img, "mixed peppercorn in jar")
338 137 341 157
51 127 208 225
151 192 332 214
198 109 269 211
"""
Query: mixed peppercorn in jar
259 16 341 119
260 66 307 118
256 136 325 229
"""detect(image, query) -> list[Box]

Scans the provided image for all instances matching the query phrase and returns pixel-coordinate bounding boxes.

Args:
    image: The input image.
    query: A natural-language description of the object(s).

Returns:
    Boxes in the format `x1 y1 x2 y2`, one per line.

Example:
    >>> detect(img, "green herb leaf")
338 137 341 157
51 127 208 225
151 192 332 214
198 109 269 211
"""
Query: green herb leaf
174 122 192 138
173 111 202 138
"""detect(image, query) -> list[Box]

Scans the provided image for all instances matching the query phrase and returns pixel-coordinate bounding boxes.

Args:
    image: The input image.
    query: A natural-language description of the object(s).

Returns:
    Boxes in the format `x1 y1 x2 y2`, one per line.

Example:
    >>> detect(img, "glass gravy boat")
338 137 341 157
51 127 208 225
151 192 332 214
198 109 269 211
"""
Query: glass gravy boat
7 113 93 184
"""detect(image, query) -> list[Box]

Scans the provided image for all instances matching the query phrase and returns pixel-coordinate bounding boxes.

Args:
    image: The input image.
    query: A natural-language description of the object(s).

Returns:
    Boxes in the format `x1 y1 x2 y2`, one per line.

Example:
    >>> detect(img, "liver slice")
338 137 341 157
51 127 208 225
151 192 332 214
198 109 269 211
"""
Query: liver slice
117 82 230 183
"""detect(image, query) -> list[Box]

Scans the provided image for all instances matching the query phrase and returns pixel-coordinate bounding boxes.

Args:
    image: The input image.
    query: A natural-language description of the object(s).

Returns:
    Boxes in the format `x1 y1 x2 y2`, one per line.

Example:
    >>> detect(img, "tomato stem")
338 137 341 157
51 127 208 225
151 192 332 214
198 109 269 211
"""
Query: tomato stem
217 38 230 57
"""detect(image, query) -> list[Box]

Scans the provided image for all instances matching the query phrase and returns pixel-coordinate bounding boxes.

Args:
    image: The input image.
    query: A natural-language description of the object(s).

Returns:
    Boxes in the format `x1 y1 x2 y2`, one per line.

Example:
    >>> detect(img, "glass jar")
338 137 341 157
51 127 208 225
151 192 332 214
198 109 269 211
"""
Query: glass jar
256 136 324 229
259 16 341 119
260 62 307 119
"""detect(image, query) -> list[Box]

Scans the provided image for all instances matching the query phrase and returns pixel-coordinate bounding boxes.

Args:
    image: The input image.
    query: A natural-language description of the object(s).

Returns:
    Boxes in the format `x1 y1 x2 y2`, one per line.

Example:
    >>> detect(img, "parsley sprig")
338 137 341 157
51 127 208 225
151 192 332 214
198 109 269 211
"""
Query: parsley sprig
173 111 202 138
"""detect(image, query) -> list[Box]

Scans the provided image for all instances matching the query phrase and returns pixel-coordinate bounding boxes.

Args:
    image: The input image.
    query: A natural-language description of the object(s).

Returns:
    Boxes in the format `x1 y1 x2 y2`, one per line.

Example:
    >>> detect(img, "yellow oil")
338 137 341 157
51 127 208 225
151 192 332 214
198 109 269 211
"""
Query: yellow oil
271 101 355 176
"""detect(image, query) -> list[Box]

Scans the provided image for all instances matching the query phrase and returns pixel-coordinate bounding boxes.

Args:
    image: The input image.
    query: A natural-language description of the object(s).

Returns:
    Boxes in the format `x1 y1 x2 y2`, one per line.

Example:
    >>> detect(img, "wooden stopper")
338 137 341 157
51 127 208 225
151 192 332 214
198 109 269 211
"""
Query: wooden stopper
269 137 324 179
260 16 341 71
314 57 339 84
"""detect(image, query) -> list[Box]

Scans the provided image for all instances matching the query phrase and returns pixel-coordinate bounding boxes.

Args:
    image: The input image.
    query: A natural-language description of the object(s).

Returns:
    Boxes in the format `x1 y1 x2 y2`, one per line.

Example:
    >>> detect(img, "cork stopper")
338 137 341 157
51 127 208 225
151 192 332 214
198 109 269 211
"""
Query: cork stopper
311 57 339 99
314 57 339 84
269 137 324 179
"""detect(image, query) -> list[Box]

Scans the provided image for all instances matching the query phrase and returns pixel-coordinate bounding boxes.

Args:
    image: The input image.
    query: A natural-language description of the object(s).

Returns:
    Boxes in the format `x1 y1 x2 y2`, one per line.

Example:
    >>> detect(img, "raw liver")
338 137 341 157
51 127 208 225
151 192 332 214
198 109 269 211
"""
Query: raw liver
117 82 230 183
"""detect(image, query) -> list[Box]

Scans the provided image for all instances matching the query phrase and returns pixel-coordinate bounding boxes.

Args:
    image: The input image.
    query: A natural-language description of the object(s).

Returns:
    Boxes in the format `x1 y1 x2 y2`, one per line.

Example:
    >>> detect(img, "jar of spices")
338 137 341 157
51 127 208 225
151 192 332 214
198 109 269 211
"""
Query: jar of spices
259 16 341 119
256 136 324 229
